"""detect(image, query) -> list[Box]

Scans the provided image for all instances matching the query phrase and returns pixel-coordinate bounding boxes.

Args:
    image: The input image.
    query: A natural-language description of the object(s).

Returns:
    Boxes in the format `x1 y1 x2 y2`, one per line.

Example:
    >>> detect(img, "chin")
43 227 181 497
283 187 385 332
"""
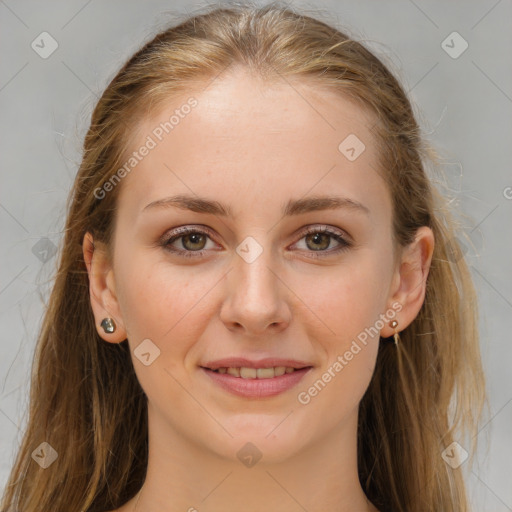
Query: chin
203 417 316 466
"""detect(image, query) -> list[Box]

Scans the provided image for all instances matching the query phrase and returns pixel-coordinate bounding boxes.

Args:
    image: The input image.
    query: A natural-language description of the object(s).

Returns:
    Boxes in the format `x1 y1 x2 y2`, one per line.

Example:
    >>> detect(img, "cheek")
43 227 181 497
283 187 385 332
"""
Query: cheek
295 252 390 342
113 256 218 401
293 253 390 409
114 253 219 350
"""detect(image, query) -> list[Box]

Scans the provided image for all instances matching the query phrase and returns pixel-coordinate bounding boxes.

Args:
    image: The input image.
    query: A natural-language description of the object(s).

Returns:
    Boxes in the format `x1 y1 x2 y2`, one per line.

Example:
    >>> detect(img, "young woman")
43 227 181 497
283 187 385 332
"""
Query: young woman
1 3 486 511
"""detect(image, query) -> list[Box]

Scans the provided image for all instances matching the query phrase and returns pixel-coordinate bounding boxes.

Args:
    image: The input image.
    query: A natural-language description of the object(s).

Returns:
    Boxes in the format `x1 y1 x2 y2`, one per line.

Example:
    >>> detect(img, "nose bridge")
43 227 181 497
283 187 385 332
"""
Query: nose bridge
221 231 290 332
233 233 280 304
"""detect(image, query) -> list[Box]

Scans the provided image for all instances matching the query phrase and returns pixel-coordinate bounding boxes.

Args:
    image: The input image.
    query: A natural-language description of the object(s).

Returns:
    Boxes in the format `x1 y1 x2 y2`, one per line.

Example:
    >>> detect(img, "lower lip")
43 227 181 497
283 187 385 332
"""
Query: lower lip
201 367 312 398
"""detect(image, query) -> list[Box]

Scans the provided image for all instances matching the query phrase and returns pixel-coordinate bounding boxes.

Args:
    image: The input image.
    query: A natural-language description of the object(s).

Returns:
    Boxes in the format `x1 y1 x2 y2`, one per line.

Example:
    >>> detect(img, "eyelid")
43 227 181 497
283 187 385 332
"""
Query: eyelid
295 224 352 243
163 224 217 239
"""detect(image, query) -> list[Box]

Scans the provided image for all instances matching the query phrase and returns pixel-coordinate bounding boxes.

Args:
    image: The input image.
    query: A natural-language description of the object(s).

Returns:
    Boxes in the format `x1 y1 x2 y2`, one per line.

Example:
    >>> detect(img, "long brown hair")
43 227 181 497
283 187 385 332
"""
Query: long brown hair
1 2 486 511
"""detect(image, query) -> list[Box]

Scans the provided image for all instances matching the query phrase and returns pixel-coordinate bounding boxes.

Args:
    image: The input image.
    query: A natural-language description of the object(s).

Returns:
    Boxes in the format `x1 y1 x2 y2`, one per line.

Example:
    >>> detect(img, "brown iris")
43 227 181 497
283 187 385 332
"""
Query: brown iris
181 232 207 251
305 232 330 251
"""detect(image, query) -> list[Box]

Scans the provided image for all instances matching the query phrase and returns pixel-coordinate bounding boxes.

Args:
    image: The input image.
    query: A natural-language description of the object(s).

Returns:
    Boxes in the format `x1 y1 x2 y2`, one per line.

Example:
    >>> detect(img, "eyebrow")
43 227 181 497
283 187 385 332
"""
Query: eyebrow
142 194 370 217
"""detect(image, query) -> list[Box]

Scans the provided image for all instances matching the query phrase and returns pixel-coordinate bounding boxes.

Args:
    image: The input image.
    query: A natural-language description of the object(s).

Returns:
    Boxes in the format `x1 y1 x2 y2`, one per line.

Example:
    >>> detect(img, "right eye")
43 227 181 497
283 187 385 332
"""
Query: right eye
159 226 219 258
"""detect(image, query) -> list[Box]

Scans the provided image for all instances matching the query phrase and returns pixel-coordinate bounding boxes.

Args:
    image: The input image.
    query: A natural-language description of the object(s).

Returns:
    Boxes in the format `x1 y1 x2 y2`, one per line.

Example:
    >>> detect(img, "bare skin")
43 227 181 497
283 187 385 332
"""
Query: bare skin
84 67 434 512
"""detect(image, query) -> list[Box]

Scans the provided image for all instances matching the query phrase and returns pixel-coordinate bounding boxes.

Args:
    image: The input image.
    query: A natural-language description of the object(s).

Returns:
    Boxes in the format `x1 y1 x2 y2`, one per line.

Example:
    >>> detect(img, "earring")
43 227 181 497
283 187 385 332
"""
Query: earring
100 317 116 334
389 319 400 346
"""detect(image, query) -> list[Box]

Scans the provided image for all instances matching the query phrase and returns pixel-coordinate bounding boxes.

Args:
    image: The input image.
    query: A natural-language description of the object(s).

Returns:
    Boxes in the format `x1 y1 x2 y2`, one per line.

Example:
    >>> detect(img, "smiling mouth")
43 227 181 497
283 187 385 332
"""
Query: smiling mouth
200 364 313 398
203 366 311 379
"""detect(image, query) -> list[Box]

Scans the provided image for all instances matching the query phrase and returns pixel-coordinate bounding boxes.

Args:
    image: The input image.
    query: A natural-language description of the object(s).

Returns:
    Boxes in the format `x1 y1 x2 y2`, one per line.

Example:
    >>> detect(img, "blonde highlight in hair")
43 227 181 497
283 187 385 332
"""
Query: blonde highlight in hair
1 2 486 511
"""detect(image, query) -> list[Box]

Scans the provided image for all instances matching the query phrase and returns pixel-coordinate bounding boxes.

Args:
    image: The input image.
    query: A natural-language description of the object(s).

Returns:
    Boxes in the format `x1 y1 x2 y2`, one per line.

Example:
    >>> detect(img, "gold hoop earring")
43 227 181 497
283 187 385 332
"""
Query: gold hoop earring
389 319 400 346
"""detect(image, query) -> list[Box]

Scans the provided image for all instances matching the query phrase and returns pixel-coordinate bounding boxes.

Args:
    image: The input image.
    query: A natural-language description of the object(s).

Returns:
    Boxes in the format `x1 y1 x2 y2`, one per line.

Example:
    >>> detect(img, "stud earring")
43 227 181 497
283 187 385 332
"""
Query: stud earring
389 319 400 346
100 317 116 334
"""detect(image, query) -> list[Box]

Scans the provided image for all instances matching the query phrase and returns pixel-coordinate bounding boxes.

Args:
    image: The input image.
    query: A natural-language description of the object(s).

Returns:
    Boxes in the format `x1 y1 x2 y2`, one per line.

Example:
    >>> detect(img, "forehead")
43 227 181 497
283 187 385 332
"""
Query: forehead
116 68 389 220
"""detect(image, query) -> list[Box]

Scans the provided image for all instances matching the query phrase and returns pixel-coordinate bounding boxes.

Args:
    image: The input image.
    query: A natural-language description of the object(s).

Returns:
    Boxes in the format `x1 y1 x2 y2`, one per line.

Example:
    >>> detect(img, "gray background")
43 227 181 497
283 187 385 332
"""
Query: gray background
1 0 511 509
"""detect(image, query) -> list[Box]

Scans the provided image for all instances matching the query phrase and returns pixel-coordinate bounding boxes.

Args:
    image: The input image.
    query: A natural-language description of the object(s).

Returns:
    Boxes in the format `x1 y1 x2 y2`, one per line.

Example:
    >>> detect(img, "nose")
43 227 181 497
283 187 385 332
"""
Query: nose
219 242 291 336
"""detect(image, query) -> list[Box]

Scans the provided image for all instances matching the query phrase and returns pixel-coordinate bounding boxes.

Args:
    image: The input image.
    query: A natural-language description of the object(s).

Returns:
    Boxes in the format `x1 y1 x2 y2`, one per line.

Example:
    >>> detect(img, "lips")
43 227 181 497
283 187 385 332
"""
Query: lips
200 357 313 398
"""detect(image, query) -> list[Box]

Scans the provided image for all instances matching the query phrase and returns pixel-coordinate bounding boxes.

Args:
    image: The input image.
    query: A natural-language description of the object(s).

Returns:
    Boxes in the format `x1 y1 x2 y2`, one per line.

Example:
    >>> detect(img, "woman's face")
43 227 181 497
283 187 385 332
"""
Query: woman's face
94 68 413 463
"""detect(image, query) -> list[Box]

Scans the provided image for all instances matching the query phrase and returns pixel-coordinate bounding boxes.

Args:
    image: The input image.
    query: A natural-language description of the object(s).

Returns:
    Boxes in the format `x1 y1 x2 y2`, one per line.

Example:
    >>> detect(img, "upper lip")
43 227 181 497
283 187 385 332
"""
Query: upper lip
201 357 313 371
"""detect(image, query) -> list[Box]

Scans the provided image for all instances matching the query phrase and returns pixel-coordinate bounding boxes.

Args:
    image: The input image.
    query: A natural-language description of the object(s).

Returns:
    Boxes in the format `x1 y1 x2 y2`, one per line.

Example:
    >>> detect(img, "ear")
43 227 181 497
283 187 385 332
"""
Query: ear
83 232 127 343
381 226 435 337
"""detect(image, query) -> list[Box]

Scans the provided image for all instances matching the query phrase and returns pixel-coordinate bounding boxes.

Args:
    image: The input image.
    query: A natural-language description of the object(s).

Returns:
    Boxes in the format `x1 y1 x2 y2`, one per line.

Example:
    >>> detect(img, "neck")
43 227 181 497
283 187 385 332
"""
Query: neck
132 406 377 512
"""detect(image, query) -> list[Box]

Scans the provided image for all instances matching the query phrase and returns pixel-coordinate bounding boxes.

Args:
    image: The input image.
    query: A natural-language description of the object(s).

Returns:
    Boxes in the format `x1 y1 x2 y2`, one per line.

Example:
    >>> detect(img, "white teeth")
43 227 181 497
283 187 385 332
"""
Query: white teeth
274 366 286 376
240 367 257 379
256 368 274 379
214 366 298 378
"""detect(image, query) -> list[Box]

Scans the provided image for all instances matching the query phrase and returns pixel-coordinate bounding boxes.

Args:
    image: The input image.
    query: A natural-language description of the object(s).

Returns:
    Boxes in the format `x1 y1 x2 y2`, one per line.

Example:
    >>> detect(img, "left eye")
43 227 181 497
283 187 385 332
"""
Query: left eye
294 229 348 252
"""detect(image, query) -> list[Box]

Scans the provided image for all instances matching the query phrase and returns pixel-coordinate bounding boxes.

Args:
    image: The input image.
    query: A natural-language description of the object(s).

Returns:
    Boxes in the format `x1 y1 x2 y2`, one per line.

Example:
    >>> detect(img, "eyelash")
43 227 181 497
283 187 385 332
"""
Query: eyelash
159 225 352 260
